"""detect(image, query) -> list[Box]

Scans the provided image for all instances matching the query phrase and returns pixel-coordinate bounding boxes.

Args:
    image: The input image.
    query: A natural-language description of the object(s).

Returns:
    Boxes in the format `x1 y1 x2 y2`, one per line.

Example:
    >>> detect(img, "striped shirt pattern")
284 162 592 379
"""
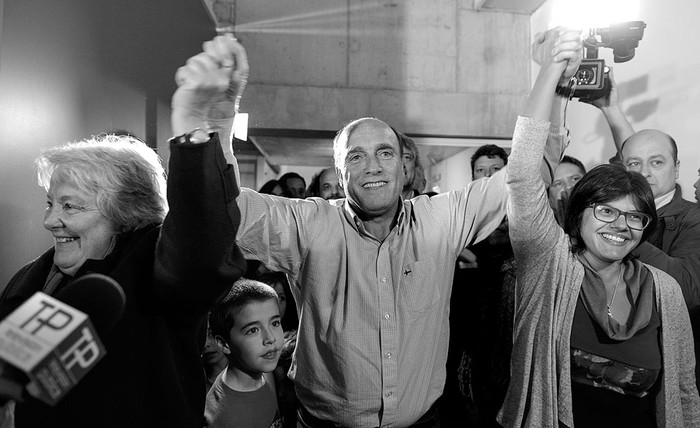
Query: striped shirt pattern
236 177 507 427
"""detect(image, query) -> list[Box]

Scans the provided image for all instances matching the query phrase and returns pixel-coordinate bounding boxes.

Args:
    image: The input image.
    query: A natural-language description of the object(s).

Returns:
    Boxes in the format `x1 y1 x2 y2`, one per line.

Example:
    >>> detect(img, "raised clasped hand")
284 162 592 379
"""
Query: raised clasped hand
171 34 250 134
532 27 583 84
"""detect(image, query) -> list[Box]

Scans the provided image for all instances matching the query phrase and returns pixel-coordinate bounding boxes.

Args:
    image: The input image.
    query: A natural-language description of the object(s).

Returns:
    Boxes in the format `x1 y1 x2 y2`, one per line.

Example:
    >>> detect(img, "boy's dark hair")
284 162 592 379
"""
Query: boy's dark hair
209 278 280 340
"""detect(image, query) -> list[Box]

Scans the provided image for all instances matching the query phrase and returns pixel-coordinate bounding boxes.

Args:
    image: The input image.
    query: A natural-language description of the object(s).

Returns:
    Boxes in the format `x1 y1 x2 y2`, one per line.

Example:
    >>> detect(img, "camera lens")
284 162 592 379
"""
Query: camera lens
612 47 635 62
576 68 596 85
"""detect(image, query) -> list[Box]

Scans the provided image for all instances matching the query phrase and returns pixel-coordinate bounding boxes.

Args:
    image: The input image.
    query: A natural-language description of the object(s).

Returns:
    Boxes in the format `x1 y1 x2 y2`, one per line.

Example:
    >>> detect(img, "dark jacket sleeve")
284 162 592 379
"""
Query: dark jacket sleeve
153 133 246 319
633 201 700 308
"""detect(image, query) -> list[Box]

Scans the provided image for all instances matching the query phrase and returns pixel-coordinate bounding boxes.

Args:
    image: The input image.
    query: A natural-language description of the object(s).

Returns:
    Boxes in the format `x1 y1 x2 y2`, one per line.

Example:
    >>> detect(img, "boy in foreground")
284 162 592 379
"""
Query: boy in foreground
205 279 284 428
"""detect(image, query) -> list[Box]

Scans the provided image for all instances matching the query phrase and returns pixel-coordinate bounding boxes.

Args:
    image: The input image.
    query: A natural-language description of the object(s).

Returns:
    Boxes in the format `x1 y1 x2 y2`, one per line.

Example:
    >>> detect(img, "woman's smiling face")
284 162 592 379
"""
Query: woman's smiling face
579 195 643 269
43 180 117 276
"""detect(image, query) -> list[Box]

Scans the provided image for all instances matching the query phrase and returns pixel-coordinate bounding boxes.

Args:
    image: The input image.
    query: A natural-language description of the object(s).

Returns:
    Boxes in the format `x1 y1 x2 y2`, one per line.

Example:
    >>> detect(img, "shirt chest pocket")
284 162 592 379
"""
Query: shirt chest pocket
399 259 439 314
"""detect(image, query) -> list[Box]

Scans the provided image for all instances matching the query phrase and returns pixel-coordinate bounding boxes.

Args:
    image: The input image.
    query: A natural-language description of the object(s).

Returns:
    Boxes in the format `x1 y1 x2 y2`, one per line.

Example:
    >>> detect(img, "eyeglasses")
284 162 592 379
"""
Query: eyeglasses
45 201 98 216
590 203 652 231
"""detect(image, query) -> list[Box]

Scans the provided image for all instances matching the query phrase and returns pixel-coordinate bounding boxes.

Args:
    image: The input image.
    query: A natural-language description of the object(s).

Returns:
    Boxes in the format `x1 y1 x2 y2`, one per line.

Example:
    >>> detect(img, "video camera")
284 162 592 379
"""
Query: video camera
573 21 647 101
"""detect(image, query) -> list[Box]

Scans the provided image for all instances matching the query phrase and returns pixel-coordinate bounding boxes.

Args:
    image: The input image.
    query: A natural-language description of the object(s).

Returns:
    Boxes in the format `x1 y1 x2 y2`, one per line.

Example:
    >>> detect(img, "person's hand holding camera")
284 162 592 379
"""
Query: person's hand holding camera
581 66 621 111
579 65 635 150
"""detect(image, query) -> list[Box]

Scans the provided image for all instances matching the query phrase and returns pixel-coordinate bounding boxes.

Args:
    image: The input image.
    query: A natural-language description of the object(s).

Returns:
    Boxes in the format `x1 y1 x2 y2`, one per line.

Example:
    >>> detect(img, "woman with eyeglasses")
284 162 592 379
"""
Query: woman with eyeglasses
498 28 700 428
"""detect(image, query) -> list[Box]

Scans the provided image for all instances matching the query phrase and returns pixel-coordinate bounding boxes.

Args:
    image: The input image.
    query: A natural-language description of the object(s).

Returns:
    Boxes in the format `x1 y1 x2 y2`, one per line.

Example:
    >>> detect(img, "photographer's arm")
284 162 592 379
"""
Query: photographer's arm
581 67 634 153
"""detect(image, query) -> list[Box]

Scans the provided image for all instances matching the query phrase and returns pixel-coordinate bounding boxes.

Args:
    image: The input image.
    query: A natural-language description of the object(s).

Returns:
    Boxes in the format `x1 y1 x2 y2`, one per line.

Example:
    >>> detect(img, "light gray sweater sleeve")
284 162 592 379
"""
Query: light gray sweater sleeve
507 116 562 263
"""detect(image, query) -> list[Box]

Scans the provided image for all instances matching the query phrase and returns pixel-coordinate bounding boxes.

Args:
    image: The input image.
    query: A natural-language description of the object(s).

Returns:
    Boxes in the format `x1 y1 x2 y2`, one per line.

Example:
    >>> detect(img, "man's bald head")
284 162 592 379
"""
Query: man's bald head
620 129 680 198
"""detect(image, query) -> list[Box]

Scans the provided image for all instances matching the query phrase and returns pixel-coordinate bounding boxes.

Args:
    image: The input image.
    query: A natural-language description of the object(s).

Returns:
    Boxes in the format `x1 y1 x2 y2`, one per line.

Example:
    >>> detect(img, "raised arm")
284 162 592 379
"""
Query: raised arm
507 28 582 253
172 35 317 278
172 34 249 171
580 67 634 153
154 37 248 316
534 29 584 187
525 29 582 121
540 83 571 188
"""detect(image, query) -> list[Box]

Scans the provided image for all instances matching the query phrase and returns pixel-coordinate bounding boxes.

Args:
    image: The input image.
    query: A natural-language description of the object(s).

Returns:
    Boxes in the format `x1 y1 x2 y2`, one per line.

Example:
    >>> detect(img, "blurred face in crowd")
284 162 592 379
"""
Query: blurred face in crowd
473 156 505 179
413 164 427 193
320 168 344 200
270 281 287 320
402 150 417 189
336 119 404 221
202 322 227 371
621 130 679 198
218 299 284 374
549 162 585 203
270 184 284 196
44 179 118 276
285 177 306 198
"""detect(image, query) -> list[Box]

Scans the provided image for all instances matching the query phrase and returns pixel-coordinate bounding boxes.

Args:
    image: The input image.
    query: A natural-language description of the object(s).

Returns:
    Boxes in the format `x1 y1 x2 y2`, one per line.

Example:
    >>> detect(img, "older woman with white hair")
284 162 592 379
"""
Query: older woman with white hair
0 37 249 427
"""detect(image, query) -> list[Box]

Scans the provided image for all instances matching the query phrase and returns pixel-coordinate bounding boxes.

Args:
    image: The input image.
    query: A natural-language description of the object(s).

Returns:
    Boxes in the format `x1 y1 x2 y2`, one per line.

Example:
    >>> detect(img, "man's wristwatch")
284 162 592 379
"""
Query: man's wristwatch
172 128 211 144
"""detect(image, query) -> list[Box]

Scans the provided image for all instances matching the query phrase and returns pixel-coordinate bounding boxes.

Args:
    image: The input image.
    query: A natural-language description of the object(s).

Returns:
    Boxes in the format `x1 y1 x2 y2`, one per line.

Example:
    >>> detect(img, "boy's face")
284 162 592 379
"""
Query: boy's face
217 299 284 374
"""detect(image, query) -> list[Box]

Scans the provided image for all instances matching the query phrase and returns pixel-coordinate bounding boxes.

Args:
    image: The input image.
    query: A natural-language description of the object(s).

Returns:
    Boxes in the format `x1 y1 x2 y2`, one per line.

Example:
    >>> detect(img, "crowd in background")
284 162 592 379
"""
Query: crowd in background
2 26 700 428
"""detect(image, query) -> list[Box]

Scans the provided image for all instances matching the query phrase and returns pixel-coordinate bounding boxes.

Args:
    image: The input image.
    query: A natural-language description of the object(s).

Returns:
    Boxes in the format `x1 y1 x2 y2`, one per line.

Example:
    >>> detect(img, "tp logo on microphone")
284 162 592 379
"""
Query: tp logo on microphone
0 292 106 405
61 327 101 370
19 298 73 335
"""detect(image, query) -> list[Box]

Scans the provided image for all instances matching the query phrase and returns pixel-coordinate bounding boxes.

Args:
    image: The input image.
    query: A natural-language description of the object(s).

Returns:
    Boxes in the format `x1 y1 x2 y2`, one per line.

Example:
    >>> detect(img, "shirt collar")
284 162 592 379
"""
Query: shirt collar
342 198 409 236
654 187 676 210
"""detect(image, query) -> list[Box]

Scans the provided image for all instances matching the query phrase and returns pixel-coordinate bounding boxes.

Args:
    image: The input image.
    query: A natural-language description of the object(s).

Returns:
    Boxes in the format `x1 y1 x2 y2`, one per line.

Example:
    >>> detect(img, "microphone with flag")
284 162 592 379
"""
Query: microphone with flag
0 273 126 405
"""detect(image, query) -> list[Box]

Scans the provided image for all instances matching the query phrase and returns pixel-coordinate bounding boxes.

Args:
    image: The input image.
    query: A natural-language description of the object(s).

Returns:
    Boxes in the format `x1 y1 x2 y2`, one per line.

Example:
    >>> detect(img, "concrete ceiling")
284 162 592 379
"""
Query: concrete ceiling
475 0 548 14
232 0 547 169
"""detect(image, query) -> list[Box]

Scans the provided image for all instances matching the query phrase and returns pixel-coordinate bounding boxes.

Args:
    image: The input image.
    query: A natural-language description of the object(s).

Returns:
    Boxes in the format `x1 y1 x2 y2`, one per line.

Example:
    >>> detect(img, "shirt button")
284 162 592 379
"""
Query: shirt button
384 314 390 320
386 352 392 358
381 277 387 283
385 391 393 397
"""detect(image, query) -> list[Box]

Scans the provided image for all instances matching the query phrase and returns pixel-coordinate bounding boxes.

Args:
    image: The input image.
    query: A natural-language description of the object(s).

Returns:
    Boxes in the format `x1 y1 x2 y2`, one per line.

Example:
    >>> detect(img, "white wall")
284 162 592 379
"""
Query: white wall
532 0 700 200
0 0 213 287
430 148 474 193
